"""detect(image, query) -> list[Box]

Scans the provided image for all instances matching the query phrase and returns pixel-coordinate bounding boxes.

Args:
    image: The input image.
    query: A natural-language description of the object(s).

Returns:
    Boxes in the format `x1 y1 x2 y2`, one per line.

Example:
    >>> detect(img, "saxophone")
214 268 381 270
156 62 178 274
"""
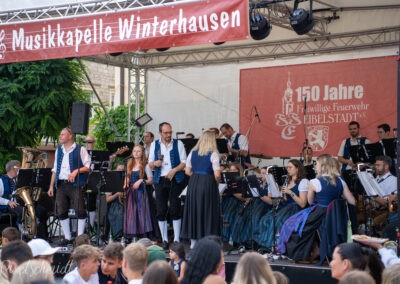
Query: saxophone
15 186 37 238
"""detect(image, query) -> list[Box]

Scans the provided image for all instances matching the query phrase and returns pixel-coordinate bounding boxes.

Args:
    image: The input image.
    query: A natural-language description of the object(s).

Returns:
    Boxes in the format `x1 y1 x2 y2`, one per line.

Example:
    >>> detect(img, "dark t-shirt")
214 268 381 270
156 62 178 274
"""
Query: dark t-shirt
98 267 127 284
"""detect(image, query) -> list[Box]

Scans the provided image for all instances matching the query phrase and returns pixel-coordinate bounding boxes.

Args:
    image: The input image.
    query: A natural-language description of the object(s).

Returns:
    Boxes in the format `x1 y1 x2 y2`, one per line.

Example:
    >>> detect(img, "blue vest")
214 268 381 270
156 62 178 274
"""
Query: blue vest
316 177 344 207
55 144 88 189
341 137 366 172
231 133 251 168
153 139 184 184
0 175 14 211
191 151 213 175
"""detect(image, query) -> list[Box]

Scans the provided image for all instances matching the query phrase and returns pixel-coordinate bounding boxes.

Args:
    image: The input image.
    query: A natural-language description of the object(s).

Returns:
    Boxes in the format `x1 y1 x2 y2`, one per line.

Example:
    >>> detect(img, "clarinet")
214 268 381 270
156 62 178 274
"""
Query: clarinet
282 175 289 201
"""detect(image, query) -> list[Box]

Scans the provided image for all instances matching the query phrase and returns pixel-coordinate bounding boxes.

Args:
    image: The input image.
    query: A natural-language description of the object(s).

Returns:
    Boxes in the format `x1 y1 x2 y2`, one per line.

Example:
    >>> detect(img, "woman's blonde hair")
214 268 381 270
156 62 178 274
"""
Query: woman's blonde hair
316 154 340 185
382 263 400 284
192 130 218 156
10 259 54 284
232 252 276 284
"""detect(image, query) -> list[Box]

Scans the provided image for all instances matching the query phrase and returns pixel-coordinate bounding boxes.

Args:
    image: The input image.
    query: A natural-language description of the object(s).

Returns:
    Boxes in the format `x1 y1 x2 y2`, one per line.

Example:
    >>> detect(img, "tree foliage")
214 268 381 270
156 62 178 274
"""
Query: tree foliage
0 59 88 172
91 103 143 150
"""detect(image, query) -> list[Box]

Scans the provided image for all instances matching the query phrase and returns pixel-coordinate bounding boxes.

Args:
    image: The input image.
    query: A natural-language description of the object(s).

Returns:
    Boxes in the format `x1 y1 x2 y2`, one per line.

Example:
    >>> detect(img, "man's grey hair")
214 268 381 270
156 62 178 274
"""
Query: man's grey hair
5 160 20 172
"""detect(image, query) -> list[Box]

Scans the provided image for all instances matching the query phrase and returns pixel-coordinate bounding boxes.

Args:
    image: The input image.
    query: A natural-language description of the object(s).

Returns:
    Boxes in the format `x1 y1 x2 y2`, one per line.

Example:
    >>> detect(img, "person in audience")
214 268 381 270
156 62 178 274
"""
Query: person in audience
143 260 178 284
329 242 383 284
181 237 225 284
98 242 127 284
338 270 375 284
181 130 221 249
1 227 19 246
272 271 289 284
73 233 91 248
27 238 60 264
232 252 276 284
10 259 54 284
169 242 186 282
124 145 153 240
1 240 33 281
63 244 100 284
0 261 9 284
255 159 308 251
356 239 400 268
137 238 166 265
382 263 400 284
122 242 148 284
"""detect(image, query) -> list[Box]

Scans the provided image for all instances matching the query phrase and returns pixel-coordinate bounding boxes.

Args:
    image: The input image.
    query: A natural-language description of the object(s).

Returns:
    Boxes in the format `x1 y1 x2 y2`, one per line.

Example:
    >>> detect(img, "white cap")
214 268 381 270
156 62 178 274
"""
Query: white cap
28 238 60 257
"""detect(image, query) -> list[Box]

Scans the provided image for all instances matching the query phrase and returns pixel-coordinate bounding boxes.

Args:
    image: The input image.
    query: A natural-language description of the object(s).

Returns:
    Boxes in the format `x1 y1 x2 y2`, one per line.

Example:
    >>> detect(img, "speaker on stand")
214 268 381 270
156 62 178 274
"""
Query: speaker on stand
71 102 90 135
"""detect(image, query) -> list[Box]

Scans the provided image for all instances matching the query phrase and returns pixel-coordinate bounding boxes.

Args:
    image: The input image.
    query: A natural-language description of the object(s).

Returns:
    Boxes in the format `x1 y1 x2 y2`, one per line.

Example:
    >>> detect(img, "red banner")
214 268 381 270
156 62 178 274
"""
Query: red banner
240 56 397 157
0 0 248 64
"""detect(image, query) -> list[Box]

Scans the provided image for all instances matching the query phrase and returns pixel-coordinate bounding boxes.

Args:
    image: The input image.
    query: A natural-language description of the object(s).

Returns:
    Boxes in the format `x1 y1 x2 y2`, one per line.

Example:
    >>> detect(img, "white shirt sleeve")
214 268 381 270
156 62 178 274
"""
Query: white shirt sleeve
148 141 156 163
311 177 347 193
238 135 249 151
177 140 187 164
378 247 400 268
211 152 220 171
80 146 91 168
52 148 58 173
186 151 192 169
337 139 346 157
145 164 153 178
298 179 309 192
0 179 9 206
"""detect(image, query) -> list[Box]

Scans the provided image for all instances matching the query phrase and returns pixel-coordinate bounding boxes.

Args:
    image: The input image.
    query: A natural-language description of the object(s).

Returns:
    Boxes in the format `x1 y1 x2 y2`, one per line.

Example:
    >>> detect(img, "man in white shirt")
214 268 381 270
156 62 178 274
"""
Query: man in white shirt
148 122 186 249
122 243 148 284
143 131 154 158
219 123 252 169
48 127 91 245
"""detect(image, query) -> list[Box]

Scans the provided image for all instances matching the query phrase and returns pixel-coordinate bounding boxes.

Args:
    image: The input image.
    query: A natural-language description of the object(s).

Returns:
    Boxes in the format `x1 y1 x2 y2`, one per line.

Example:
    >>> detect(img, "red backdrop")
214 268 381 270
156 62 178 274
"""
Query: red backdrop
240 56 397 157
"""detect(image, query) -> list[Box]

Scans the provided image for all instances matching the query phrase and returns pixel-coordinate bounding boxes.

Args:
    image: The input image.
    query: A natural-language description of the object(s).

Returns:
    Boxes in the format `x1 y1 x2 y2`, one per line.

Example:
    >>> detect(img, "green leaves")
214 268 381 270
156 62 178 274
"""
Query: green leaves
0 59 88 172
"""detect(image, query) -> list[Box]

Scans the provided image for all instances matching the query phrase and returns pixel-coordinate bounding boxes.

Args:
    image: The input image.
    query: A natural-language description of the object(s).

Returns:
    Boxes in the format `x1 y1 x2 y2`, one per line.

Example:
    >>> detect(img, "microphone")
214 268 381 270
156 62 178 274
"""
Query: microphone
254 106 261 123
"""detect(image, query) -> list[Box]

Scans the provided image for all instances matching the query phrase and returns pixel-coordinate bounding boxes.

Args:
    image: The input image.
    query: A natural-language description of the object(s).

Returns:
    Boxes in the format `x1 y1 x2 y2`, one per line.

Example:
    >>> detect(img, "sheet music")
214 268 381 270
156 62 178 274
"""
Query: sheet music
267 174 282 198
219 183 227 195
356 171 387 197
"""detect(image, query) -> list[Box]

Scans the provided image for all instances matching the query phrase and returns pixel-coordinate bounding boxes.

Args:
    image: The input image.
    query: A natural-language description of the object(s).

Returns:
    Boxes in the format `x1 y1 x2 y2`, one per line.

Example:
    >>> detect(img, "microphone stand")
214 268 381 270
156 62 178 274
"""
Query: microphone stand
242 106 260 167
120 157 130 247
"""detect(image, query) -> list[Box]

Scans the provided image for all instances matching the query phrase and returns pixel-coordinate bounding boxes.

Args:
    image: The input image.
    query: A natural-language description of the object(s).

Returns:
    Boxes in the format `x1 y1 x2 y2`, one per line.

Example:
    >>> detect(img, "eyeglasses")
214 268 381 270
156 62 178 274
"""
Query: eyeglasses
85 141 94 144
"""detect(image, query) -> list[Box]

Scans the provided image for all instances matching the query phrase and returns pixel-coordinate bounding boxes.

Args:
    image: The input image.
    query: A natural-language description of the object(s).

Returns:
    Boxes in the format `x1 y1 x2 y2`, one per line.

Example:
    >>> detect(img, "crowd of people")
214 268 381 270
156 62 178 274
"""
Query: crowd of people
0 120 399 283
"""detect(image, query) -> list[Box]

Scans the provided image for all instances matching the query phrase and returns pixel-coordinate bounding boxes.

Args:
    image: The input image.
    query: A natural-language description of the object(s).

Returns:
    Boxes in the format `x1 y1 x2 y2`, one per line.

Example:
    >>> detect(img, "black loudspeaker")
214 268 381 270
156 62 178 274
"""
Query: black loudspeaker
71 102 90 135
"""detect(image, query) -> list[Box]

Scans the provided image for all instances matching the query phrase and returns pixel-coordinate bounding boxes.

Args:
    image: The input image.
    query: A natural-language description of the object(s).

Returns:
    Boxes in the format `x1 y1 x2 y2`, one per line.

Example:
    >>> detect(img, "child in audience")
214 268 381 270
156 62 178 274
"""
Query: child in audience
98 242 127 284
169 242 186 282
63 244 100 284
1 227 19 246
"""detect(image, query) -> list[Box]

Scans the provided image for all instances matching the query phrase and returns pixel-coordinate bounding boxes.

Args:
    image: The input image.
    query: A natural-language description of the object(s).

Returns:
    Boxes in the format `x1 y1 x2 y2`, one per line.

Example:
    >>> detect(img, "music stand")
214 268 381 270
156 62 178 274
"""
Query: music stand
268 167 288 186
364 143 384 164
89 150 110 171
381 138 396 159
221 172 241 196
106 142 135 158
217 139 229 154
242 175 261 198
349 144 371 164
31 168 52 191
87 171 125 194
179 138 198 156
16 169 34 188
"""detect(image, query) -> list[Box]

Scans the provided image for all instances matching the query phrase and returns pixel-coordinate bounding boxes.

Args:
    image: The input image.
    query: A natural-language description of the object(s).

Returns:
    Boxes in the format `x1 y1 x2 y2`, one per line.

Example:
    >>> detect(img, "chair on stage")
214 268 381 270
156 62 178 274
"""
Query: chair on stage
0 212 17 234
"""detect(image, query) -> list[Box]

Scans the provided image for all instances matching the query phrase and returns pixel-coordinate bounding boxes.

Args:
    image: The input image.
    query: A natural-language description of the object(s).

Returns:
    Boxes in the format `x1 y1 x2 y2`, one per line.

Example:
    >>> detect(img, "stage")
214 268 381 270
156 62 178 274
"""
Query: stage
52 246 337 284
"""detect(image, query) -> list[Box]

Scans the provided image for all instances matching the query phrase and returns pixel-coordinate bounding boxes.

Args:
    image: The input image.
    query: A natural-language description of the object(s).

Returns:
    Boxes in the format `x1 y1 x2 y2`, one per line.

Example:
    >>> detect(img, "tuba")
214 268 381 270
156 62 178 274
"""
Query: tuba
18 147 48 169
15 186 37 238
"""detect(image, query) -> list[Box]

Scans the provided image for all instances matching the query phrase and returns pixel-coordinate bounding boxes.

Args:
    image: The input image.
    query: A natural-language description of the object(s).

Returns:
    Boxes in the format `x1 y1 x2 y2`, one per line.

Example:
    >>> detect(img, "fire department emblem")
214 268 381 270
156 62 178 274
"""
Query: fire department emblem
307 125 329 151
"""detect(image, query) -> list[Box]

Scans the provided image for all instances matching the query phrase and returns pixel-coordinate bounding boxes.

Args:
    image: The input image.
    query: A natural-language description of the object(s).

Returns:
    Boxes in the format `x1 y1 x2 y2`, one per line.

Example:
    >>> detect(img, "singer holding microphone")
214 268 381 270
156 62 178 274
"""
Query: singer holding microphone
149 122 186 250
254 159 308 251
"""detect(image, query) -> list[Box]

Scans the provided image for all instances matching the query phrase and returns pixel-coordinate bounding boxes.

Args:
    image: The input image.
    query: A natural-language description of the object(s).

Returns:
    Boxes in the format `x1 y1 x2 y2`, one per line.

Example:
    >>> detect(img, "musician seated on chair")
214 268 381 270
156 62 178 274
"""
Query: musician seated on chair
0 160 23 225
371 155 397 228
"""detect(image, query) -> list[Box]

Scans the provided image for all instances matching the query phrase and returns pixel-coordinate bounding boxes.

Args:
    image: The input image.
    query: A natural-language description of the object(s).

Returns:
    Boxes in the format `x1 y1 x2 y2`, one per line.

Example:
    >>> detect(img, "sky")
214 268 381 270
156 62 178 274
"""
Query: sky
0 0 92 11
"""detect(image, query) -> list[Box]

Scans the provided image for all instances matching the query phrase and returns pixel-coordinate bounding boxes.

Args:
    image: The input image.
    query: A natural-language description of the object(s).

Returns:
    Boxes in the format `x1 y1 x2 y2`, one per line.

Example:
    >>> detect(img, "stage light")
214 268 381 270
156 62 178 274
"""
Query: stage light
249 10 271 41
135 113 152 127
290 0 314 35
156 47 170 52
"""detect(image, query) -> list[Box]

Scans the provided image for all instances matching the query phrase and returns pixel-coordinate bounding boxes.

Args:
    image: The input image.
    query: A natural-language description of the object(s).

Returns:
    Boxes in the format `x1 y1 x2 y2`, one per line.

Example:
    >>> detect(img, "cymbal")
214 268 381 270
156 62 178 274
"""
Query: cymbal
250 153 273 159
